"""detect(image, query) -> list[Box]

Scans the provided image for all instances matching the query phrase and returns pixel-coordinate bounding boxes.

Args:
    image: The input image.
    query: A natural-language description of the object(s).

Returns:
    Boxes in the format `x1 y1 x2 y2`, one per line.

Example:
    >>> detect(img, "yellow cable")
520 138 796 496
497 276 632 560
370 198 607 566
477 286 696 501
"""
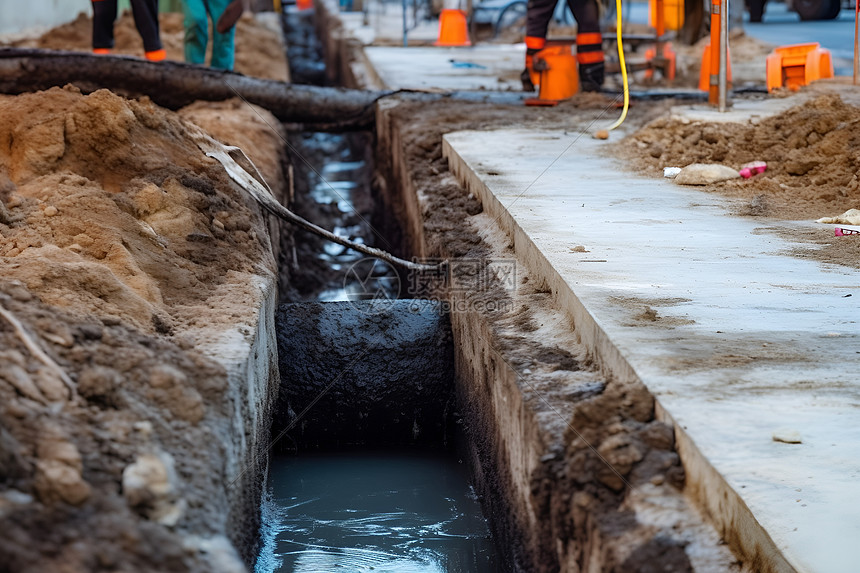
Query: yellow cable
607 0 628 131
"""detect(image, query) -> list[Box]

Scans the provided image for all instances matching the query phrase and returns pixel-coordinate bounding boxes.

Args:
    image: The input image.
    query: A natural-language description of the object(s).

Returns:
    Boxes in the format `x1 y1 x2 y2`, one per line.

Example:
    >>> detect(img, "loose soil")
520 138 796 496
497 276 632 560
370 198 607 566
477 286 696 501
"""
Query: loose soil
4 11 289 82
618 88 860 267
0 85 283 571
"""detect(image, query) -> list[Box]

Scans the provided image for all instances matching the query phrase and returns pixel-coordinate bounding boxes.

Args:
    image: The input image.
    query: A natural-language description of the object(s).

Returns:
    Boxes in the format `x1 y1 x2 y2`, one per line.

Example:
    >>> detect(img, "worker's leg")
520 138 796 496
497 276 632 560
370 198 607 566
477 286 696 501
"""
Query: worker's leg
522 0 557 90
130 0 165 60
91 0 118 51
207 0 236 70
567 0 604 91
183 0 210 65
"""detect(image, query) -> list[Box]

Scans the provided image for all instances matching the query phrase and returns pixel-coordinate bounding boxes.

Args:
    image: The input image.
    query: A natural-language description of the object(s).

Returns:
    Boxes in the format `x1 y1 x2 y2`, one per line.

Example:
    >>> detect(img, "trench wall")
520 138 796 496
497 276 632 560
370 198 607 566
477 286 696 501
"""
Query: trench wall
195 273 280 566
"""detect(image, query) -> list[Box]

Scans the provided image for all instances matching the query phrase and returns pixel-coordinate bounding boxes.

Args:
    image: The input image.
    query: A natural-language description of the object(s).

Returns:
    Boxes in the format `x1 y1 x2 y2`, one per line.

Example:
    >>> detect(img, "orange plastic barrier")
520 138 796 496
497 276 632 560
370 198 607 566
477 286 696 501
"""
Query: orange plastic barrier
766 42 833 92
435 9 471 46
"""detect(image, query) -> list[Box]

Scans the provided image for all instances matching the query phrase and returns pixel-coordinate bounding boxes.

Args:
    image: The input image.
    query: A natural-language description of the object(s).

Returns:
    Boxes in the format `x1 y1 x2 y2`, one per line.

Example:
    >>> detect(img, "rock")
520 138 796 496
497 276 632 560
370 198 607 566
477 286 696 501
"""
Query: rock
184 535 246 573
132 183 165 216
78 366 120 406
674 163 741 185
37 437 83 470
0 281 32 302
149 364 186 388
0 364 46 403
785 159 817 176
816 208 860 225
34 460 91 506
148 364 204 423
772 429 802 444
593 129 609 140
122 452 184 526
596 433 645 490
43 205 58 217
34 368 70 402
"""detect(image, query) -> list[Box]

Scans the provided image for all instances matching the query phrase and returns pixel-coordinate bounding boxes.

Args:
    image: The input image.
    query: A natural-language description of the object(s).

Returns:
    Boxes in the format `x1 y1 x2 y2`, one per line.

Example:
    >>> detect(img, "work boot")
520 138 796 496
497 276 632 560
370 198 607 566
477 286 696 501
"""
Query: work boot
579 61 605 93
521 47 540 92
521 68 535 92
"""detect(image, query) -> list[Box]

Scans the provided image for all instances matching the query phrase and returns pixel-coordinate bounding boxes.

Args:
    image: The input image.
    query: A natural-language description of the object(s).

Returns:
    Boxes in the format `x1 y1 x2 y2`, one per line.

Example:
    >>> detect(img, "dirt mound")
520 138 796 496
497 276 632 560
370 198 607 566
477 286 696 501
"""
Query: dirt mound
5 11 289 82
621 93 860 221
0 86 279 572
0 86 269 333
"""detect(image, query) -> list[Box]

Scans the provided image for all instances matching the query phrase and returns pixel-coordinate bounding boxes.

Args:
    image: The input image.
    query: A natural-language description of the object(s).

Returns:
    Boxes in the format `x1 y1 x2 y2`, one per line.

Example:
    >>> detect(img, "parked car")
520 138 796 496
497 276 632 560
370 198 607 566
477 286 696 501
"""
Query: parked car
747 0 851 21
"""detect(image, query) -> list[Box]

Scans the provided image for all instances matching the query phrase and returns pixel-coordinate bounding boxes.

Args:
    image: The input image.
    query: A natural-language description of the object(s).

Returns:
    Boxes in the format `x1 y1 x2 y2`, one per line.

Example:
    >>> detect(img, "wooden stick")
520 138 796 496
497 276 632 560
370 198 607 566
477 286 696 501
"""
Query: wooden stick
189 126 443 272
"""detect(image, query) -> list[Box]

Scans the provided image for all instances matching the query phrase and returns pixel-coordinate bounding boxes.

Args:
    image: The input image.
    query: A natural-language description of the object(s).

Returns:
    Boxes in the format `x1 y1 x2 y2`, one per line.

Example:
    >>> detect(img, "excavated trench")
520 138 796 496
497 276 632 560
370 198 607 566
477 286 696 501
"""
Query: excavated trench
254 6 741 573
259 131 504 572
254 10 504 571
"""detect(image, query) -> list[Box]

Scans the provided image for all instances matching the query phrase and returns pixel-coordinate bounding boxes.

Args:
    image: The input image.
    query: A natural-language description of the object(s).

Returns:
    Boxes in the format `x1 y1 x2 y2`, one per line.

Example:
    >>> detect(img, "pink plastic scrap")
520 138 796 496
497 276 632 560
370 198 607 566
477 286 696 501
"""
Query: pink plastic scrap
835 226 860 237
739 161 767 179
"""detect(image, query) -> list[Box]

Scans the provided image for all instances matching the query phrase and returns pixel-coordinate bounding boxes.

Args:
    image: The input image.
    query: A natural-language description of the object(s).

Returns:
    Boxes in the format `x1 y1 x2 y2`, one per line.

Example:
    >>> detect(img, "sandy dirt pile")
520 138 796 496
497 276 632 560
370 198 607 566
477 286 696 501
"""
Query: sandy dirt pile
0 86 281 572
620 92 860 220
5 11 289 82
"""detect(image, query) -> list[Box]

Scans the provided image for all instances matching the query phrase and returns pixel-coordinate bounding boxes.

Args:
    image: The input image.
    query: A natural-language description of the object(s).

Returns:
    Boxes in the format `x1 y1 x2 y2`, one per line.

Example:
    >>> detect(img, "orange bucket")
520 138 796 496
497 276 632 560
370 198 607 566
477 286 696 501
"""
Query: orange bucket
536 45 579 101
435 9 471 46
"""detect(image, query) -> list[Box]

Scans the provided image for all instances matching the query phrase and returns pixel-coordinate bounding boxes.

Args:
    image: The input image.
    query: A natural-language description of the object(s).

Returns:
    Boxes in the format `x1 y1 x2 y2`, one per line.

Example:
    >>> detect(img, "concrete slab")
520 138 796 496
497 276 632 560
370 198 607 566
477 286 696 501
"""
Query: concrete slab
365 45 524 91
670 95 814 124
336 2 440 45
443 126 860 573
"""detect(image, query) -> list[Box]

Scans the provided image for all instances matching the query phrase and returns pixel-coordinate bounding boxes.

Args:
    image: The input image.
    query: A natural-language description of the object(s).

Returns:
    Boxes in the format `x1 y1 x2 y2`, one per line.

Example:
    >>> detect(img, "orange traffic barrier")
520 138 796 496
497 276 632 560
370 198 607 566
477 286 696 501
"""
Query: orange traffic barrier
435 9 471 46
525 45 578 106
698 43 732 92
297 0 313 11
766 42 833 92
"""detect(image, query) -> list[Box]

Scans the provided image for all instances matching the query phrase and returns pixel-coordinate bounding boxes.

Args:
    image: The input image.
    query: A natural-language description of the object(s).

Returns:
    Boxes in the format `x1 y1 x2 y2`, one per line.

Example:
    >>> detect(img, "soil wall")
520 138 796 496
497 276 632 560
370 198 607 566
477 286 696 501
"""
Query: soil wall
0 87 285 572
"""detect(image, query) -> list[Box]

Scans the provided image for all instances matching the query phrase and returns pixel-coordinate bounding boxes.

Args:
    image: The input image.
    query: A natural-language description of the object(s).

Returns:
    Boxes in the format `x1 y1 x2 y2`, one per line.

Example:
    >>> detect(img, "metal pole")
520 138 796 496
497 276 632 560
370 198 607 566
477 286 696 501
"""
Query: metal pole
718 0 728 111
854 0 858 85
708 0 720 105
403 0 408 46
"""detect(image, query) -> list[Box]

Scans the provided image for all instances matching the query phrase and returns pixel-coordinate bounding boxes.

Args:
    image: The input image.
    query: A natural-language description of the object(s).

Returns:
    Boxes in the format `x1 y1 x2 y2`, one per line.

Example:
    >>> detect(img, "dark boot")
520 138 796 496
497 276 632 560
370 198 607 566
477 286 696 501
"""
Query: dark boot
579 61 604 92
522 47 540 92
521 68 536 92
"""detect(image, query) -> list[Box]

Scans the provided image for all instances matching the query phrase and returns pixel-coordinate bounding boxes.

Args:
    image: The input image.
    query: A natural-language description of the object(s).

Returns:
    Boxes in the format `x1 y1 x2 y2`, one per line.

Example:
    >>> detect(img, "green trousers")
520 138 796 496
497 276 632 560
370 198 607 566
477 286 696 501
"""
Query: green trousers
183 0 236 70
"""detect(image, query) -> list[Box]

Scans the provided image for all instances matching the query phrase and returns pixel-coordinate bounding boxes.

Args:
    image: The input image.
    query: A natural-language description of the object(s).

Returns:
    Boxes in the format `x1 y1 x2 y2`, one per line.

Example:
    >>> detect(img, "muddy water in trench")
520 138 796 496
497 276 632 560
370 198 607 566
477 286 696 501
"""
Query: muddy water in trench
256 451 499 572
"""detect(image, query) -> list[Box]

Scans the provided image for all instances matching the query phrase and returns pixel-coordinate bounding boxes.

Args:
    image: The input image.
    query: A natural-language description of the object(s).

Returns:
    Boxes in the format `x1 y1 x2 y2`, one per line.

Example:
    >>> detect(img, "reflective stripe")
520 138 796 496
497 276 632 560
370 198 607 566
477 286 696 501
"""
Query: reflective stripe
145 49 167 62
577 50 605 64
576 32 603 46
525 36 546 50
